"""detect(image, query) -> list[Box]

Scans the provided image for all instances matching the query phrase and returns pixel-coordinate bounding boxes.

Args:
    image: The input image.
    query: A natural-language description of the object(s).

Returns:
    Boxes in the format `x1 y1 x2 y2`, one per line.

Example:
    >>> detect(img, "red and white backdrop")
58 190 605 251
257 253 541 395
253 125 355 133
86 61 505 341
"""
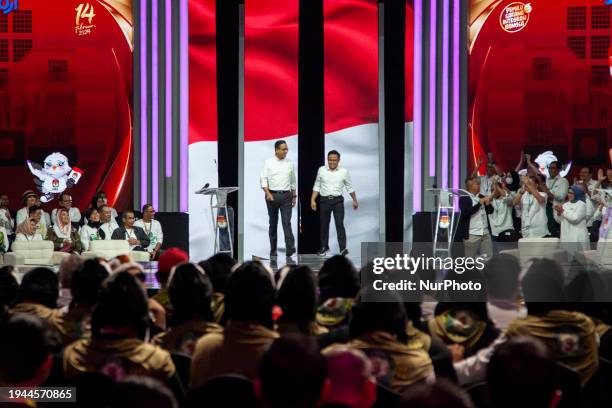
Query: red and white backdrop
0 0 133 211
324 0 380 255
188 0 218 262
469 0 612 178
243 0 299 258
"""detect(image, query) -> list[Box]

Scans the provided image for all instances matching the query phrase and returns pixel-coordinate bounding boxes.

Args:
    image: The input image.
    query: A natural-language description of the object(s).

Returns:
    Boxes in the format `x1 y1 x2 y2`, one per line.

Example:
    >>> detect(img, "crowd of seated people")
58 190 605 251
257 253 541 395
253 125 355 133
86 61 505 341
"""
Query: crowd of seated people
0 249 611 408
459 152 612 260
0 190 164 261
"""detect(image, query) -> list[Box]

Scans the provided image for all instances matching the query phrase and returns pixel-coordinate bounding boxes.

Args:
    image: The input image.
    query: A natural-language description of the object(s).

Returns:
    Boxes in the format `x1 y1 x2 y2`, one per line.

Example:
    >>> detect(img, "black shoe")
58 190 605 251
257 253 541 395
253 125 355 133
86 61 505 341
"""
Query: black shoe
286 248 296 257
340 248 349 256
270 251 278 260
317 248 329 257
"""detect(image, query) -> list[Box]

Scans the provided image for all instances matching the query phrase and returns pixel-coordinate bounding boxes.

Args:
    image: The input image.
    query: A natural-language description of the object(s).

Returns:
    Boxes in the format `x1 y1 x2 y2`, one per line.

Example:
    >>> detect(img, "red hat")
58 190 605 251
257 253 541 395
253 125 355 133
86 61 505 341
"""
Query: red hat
158 247 189 275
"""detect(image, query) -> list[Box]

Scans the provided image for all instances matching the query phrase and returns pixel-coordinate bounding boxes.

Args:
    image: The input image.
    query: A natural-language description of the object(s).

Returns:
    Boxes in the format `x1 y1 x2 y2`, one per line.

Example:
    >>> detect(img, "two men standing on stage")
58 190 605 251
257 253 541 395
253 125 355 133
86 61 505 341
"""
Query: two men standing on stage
261 142 358 258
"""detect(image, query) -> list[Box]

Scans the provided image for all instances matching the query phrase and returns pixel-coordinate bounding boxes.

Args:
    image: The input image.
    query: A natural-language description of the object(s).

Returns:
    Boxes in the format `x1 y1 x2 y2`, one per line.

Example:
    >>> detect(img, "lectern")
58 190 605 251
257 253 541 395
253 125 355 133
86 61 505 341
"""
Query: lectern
426 188 471 256
195 186 239 257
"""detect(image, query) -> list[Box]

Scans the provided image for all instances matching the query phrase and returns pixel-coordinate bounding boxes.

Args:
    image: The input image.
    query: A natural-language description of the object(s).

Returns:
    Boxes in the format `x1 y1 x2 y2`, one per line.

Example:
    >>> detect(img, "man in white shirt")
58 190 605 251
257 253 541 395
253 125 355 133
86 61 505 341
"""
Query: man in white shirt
111 210 150 251
260 140 297 258
458 177 494 258
471 153 503 196
575 167 598 242
134 204 163 260
541 161 568 237
51 193 82 226
310 150 358 257
99 204 119 240
16 190 51 231
513 175 549 238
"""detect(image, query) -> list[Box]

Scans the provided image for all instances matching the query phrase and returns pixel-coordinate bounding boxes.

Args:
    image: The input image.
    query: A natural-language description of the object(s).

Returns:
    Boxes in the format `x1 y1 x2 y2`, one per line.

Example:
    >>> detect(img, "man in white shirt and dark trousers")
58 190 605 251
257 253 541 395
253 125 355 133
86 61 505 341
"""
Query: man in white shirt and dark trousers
260 140 297 258
310 150 359 257
458 177 494 258
541 161 569 237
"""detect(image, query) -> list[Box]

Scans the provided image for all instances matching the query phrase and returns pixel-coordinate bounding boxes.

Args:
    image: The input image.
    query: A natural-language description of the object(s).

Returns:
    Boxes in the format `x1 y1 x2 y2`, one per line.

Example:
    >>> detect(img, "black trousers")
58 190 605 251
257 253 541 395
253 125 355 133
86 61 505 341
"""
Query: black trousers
266 191 295 255
319 196 346 251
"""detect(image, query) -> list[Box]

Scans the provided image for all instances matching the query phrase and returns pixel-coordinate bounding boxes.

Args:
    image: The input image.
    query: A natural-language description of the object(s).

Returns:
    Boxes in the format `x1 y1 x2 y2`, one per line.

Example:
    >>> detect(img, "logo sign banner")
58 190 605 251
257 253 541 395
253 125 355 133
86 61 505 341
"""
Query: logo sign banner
500 2 532 33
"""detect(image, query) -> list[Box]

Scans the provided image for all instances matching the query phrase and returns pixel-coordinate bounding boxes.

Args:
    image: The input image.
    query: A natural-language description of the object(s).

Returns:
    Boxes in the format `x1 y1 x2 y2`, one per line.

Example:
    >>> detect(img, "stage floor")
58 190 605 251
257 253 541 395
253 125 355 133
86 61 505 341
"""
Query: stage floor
251 253 361 273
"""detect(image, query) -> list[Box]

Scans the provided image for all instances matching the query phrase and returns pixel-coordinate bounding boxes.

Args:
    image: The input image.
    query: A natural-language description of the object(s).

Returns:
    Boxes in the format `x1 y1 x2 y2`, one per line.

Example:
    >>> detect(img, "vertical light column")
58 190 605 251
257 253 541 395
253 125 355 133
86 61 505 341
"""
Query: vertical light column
428 0 437 177
413 0 422 212
441 0 449 188
140 0 148 204
165 0 173 178
179 0 189 212
452 0 460 193
151 0 159 209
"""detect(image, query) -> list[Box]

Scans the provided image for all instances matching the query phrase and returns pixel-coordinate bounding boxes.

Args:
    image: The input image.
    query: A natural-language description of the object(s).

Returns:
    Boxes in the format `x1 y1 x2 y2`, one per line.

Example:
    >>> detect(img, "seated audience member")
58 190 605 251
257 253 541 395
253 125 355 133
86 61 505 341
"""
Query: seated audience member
110 376 178 408
321 346 377 408
482 255 526 331
458 176 493 258
153 248 189 314
428 301 500 359
80 208 105 251
15 205 45 241
487 337 562 408
513 175 549 238
99 204 119 239
90 191 119 222
190 261 278 388
316 256 360 347
10 268 64 339
59 259 109 345
111 210 150 251
62 272 178 387
199 253 237 324
505 258 598 385
0 314 54 389
46 208 82 253
276 265 327 336
16 190 40 225
153 263 222 356
134 204 164 260
554 185 589 252
0 193 15 233
398 379 474 408
258 336 329 408
327 292 435 393
0 225 8 254
58 254 83 308
0 266 18 310
51 193 82 226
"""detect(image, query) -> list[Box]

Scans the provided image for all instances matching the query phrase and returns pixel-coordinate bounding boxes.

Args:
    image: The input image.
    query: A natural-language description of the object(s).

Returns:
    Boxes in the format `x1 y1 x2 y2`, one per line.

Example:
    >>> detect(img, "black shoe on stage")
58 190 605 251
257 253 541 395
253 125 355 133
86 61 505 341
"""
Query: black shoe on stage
340 248 349 256
286 248 296 257
317 248 329 257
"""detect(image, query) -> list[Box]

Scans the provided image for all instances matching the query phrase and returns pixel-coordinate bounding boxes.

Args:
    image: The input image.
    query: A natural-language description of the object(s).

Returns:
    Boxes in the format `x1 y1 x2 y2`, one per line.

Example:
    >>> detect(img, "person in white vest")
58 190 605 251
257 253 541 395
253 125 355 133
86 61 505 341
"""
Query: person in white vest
0 193 15 233
98 204 119 240
554 185 589 253
488 180 517 242
51 193 82 226
513 175 549 238
80 208 105 251
16 191 50 231
134 204 164 260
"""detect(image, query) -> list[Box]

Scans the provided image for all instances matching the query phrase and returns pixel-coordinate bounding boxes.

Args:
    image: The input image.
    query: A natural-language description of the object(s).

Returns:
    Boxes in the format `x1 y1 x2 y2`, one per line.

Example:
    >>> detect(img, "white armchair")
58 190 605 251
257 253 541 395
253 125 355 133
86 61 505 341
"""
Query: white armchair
82 240 150 262
499 237 567 267
584 239 612 268
3 240 70 266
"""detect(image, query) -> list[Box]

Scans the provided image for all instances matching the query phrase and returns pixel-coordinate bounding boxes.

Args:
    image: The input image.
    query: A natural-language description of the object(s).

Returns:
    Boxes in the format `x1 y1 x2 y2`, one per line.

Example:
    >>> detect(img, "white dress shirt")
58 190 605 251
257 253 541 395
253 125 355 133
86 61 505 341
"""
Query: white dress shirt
80 224 102 251
468 194 488 236
312 166 354 197
260 157 296 191
100 221 119 240
554 200 589 250
520 192 549 238
0 209 14 232
134 219 163 252
16 207 51 228
0 226 8 252
478 175 495 196
546 175 569 205
51 207 82 224
489 192 515 237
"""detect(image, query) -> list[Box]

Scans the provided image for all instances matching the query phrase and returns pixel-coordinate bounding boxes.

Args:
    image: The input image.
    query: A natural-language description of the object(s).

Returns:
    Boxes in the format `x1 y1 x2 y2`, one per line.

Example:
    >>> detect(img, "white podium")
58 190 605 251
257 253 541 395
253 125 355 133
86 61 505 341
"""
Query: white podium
195 186 239 257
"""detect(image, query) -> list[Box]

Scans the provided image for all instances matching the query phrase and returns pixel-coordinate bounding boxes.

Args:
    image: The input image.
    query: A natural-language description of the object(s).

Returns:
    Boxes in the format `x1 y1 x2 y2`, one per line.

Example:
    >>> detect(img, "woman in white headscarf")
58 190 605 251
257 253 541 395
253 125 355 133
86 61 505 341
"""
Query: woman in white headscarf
15 217 43 241
554 185 589 252
47 208 82 253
